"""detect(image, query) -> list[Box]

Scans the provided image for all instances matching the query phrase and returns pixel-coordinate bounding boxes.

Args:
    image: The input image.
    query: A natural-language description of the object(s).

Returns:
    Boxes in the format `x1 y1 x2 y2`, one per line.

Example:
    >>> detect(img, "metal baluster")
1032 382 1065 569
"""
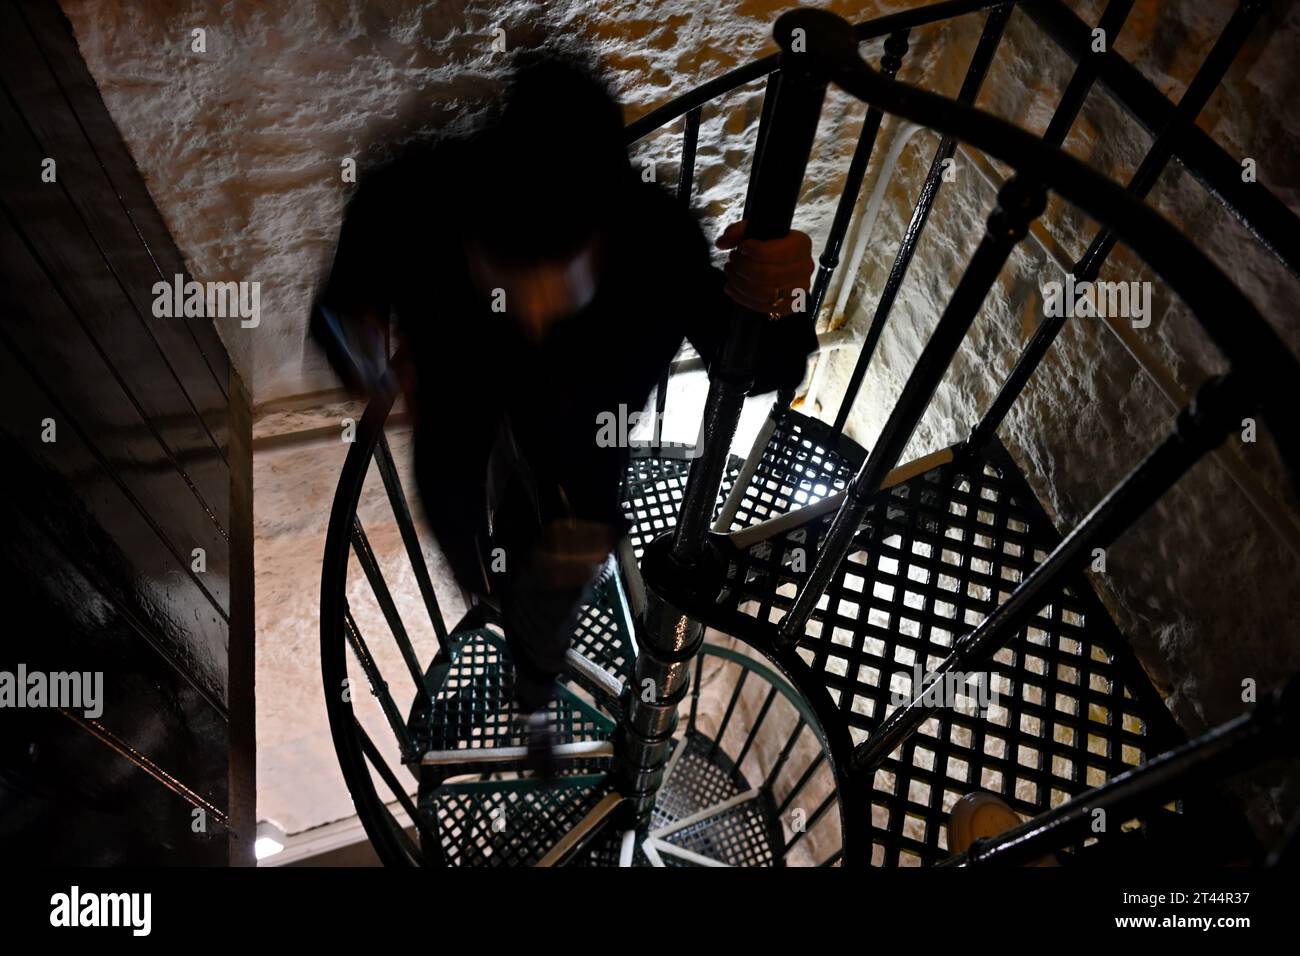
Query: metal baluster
351 516 433 710
735 686 779 769
967 0 1267 453
779 176 1048 645
785 790 837 852
831 3 1014 434
671 12 847 570
854 373 1253 781
342 609 417 760
687 649 704 734
777 751 827 816
354 720 434 855
777 29 911 409
764 717 807 791
621 9 853 830
654 107 703 455
711 666 750 756
373 432 448 647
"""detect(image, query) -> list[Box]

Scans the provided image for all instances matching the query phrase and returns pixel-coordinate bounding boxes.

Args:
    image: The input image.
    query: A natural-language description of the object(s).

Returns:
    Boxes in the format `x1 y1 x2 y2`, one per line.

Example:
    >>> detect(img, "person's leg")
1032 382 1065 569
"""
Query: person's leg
496 527 606 779
499 558 593 713
411 408 498 599
491 473 589 714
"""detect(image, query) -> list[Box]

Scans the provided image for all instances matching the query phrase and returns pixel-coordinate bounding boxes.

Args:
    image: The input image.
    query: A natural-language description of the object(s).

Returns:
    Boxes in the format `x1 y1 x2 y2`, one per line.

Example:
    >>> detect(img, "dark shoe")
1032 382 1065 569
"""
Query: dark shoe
522 711 559 781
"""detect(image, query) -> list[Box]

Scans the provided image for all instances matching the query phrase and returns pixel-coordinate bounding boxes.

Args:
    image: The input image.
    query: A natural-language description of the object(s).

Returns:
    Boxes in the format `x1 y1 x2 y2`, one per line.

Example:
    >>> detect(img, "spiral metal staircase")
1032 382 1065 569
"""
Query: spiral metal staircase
320 0 1300 867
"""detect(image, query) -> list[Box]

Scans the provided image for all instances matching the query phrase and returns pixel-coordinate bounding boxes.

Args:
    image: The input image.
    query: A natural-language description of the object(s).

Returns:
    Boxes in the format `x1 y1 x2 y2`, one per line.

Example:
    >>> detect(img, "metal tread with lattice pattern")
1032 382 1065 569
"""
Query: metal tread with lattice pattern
419 628 617 779
621 451 739 557
415 610 785 868
715 438 1185 865
429 774 615 866
643 731 783 867
620 408 865 557
720 406 868 532
571 567 637 691
431 730 785 867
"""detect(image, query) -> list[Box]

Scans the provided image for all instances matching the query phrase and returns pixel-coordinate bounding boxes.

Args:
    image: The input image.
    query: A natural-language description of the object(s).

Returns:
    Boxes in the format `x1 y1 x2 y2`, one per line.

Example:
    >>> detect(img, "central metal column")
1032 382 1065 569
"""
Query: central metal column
618 9 858 828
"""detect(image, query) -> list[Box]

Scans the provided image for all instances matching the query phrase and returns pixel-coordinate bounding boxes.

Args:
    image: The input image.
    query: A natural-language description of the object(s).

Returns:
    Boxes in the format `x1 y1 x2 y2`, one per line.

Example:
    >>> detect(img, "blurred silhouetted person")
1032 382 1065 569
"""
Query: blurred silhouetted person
313 51 815 775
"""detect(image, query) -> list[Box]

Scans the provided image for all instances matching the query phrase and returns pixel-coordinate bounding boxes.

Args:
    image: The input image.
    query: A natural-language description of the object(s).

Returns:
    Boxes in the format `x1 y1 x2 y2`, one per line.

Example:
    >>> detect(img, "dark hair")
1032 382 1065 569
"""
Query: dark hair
464 51 629 264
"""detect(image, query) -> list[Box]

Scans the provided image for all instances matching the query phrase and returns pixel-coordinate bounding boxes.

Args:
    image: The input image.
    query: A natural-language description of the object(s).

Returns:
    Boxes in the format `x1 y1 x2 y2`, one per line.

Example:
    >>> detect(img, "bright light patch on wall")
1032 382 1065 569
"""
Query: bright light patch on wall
255 819 287 861
254 836 284 860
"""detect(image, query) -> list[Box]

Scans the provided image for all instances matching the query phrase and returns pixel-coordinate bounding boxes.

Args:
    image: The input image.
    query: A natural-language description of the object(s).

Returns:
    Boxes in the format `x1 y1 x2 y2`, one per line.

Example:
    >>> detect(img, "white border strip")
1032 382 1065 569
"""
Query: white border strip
619 829 637 867
421 740 614 766
649 789 761 841
566 647 625 700
647 838 732 868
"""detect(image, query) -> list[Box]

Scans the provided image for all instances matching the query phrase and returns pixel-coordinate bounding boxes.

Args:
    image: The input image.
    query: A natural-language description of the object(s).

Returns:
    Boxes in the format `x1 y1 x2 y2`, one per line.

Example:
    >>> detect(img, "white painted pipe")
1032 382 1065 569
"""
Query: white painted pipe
421 739 614 766
619 830 636 867
806 119 925 414
828 119 925 326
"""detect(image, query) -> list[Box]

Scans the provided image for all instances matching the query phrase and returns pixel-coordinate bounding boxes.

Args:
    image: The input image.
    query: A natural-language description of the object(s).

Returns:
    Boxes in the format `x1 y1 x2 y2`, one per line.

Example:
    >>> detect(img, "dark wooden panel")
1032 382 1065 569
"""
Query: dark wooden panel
11 0 231 402
226 367 256 866
0 90 233 562
0 709 227 866
0 333 229 706
0 208 233 615
0 456 229 864
0 7 232 510
0 0 244 867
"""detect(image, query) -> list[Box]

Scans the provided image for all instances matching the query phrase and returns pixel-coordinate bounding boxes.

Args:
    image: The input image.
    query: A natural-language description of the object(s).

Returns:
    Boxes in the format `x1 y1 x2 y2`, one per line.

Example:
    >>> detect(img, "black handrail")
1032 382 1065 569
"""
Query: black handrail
1025 0 1300 279
652 106 701 456
320 368 431 866
776 27 913 413
964 0 1136 452
622 0 1014 146
820 31 1300 486
635 6 1299 865
942 673 1299 866
667 14 838 570
619 9 844 831
805 29 910 332
623 0 1300 287
969 0 1269 453
735 19 1300 838
819 27 1300 402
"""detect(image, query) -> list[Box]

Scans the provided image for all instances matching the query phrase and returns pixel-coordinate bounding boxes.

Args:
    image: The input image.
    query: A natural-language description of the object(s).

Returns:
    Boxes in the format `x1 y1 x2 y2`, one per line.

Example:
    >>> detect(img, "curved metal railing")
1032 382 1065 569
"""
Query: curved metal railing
673 642 844 866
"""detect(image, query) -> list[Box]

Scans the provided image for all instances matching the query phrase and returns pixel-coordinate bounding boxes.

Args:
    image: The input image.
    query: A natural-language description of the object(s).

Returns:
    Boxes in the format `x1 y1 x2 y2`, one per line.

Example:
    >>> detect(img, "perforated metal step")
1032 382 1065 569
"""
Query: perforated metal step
717 439 1185 865
621 451 740 557
719 406 867 532
420 629 616 778
649 732 783 867
620 408 864 557
429 729 785 867
429 775 614 866
570 567 636 693
571 732 784 868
